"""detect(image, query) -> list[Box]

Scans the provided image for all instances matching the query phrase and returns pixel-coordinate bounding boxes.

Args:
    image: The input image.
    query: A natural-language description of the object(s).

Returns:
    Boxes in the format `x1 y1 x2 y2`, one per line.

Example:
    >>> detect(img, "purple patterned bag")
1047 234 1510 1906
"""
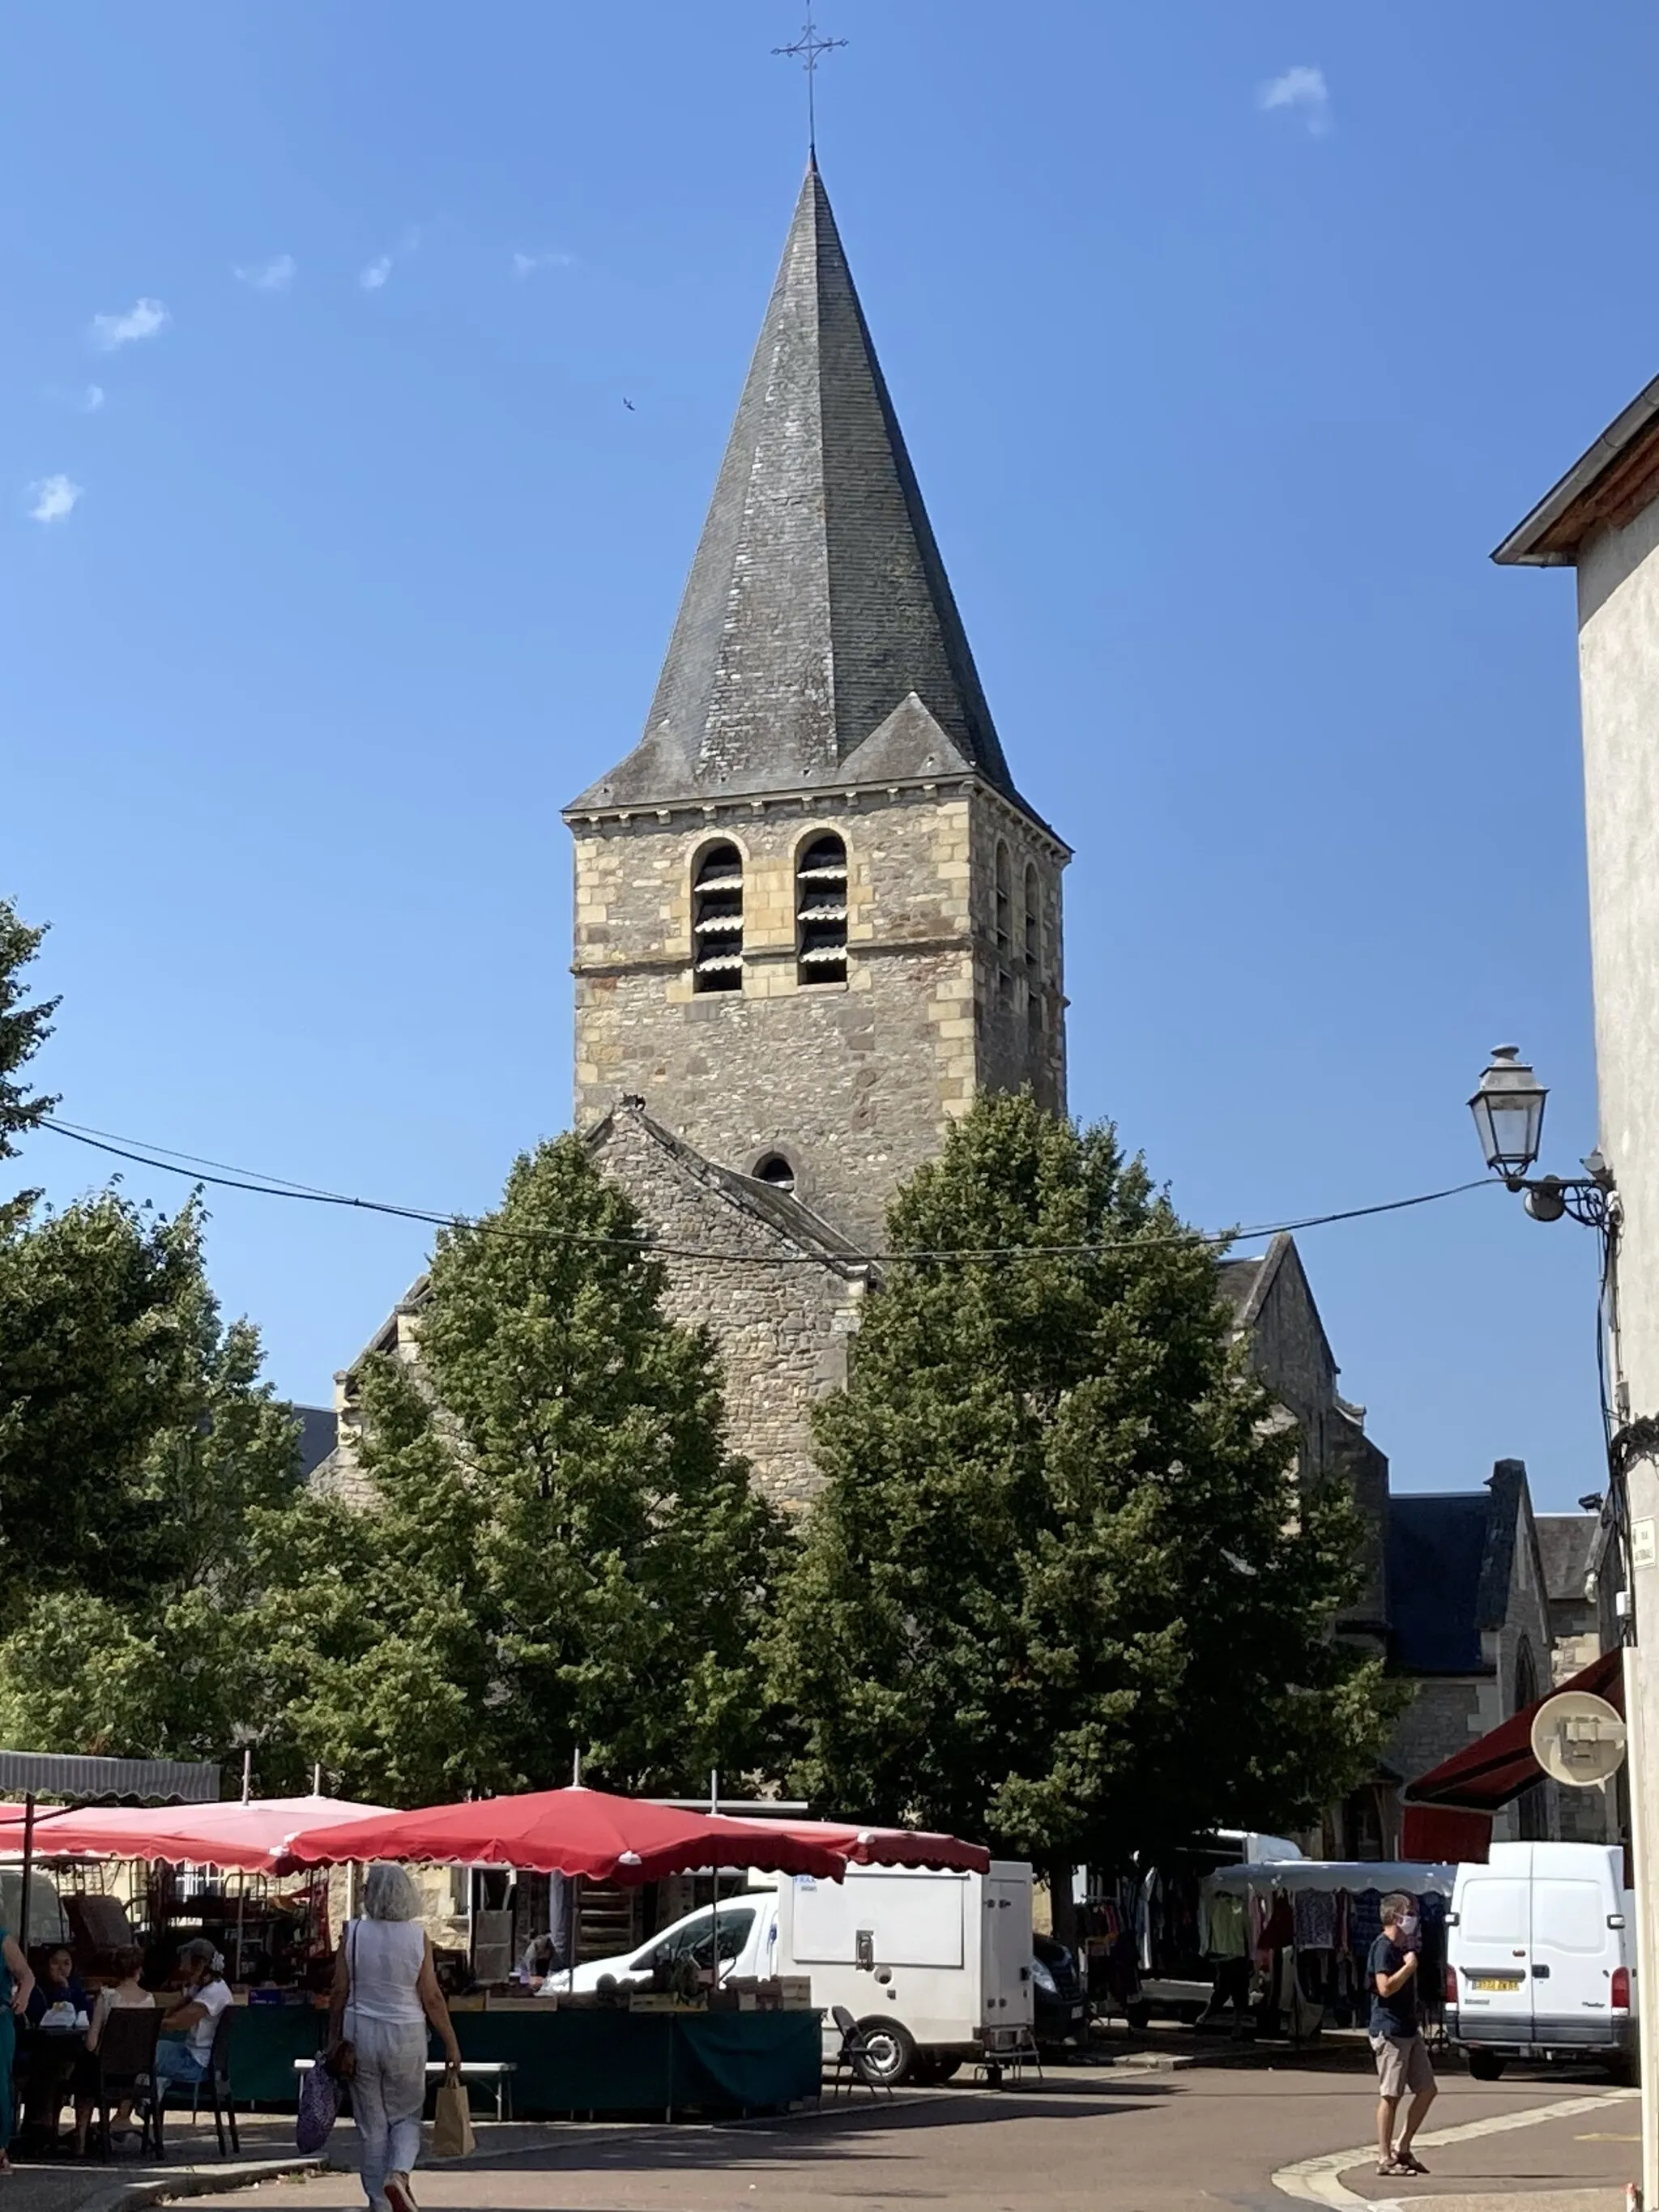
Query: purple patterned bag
296 2059 339 2153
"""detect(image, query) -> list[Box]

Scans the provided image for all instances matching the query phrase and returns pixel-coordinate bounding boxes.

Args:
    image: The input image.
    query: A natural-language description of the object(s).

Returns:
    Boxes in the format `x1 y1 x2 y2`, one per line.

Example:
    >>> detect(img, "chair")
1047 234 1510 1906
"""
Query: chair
154 2005 240 2159
87 2006 162 2161
826 2006 894 2100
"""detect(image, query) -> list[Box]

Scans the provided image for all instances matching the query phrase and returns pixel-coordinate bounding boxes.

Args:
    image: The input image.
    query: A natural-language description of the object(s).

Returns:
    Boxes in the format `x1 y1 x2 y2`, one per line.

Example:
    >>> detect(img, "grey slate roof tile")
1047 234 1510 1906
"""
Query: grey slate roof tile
569 160 1028 816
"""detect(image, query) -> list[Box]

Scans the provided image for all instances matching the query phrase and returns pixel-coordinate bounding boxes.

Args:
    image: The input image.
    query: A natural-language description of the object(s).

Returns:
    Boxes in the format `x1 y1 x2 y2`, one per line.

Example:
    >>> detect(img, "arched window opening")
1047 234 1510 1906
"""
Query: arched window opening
995 842 1013 999
692 842 744 993
753 1153 796 1194
1023 864 1041 970
796 832 848 986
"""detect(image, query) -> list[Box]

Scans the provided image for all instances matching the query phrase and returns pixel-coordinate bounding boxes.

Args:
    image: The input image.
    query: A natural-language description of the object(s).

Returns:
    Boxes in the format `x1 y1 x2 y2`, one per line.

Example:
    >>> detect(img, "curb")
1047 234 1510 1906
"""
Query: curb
75 2154 327 2211
1272 2089 1636 2207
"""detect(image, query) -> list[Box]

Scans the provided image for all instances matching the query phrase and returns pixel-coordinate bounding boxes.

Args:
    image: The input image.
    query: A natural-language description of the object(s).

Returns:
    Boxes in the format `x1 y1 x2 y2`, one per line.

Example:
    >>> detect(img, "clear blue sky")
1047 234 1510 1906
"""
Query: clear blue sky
5 1 1653 1511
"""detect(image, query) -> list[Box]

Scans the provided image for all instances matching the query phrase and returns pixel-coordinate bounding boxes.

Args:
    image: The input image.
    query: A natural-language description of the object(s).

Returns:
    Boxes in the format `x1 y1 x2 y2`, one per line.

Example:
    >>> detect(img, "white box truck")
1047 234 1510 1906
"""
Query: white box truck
561 1860 1038 2085
1446 1841 1636 2080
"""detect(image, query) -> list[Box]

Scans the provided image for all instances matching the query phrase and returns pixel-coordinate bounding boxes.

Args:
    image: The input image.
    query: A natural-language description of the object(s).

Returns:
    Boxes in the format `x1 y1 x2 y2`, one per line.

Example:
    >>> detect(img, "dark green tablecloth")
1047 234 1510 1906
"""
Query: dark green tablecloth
228 2003 823 2118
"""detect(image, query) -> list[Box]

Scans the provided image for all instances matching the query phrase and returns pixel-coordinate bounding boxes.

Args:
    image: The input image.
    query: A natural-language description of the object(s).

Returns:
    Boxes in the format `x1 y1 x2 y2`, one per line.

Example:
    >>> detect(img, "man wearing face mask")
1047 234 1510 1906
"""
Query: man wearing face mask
1369 1893 1437 2177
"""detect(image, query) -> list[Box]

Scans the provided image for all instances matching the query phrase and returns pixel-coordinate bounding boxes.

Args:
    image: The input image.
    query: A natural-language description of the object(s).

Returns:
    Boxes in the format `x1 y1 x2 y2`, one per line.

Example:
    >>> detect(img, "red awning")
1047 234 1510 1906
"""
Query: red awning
1403 1647 1624 1813
709 1817 989 1874
276 1785 850 1885
0 1796 393 1873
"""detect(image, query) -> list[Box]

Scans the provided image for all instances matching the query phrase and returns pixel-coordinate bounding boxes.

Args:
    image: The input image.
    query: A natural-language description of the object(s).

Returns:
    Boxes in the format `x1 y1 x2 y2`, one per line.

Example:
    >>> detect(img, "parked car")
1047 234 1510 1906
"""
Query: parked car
556 1861 1036 2086
1031 1934 1089 2053
1446 1841 1635 2082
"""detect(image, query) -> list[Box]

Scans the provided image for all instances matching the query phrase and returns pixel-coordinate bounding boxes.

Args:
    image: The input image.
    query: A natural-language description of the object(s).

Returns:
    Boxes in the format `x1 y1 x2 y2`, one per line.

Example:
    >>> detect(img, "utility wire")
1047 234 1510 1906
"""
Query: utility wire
36 1119 1495 1273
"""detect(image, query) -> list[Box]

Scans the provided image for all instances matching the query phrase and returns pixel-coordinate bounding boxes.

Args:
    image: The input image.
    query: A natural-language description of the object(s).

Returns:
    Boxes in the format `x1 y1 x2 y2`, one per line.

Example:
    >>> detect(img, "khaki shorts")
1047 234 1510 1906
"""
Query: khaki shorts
1371 2032 1435 2099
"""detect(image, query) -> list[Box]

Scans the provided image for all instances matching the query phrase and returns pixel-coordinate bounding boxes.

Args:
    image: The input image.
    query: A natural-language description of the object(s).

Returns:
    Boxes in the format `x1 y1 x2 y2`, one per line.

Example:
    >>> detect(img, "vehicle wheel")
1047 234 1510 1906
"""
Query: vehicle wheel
1124 2003 1151 2033
1466 2052 1506 2082
855 2018 916 2087
1606 2054 1637 2088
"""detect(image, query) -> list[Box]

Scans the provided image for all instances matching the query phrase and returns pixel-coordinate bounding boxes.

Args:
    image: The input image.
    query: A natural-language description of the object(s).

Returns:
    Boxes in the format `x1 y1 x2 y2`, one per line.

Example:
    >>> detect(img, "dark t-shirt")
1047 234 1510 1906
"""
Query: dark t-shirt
1368 1933 1417 2039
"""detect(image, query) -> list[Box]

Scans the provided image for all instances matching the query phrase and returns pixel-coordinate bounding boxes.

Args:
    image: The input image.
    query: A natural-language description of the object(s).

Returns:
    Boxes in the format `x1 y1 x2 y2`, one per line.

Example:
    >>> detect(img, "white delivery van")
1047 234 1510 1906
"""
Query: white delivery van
1447 1841 1636 2080
561 1860 1038 2085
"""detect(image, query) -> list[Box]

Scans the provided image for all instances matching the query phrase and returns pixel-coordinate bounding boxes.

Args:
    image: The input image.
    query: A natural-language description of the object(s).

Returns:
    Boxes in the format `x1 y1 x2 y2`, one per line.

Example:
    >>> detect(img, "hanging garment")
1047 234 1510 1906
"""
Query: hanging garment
1350 1889 1384 1959
1293 1886 1337 1951
1206 1890 1248 1959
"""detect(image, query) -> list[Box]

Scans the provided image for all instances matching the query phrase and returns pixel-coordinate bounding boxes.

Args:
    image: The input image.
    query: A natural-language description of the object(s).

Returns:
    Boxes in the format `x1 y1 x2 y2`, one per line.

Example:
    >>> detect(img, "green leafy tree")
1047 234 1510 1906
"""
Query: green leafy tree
0 1197 303 1758
262 1137 788 1805
0 897 58 1230
768 1090 1401 1903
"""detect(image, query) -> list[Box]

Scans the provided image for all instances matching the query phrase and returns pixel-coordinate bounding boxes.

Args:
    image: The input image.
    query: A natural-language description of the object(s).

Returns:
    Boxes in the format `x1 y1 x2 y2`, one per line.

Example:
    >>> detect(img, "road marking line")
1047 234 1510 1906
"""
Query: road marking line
1272 2087 1637 2206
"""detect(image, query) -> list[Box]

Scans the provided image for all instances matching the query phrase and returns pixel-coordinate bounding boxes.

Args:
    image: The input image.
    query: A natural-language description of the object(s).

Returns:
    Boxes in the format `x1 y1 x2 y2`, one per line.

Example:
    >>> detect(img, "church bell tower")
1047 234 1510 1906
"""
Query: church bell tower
565 161 1068 1247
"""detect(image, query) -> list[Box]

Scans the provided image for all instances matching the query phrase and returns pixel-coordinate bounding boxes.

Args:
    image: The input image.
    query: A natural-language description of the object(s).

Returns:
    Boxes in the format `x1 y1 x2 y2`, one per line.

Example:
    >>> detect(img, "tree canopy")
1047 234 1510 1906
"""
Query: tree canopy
258 1136 788 1804
0 897 58 1230
767 1090 1401 1887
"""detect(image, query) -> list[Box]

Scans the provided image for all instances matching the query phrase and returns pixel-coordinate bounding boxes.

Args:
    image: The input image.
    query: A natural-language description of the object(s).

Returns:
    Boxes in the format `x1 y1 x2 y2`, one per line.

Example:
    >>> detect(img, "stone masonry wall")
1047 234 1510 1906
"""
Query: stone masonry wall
570 782 1067 1248
587 1107 866 1507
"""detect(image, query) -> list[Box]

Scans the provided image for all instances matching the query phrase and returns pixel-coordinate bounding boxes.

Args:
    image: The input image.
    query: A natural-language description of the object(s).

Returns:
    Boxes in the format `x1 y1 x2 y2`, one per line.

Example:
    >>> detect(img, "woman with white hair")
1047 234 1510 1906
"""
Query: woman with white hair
328 1862 462 2212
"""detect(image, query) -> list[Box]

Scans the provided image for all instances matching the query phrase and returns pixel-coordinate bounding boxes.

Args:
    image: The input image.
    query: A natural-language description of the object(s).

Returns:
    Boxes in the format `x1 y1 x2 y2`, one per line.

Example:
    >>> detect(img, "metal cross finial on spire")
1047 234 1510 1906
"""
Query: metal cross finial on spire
773 11 847 154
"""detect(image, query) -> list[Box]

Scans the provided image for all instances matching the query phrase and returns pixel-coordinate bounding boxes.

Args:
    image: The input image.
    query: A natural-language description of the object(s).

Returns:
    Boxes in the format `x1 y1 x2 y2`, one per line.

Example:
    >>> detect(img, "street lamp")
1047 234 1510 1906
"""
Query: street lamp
1469 1044 1613 1227
1469 1045 1548 1187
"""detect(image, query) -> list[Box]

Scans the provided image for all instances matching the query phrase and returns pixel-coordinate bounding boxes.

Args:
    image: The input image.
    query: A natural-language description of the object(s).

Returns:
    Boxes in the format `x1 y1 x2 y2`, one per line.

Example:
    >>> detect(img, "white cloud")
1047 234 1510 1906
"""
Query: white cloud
234 253 296 292
1258 64 1332 135
360 227 423 292
81 384 105 412
88 296 170 350
27 475 83 523
512 248 576 279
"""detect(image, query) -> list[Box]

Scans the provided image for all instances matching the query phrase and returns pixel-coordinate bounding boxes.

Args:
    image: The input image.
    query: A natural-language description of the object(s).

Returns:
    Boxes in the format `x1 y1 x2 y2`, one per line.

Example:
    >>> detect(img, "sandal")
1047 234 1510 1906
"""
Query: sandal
1376 2158 1414 2177
1393 2150 1430 2175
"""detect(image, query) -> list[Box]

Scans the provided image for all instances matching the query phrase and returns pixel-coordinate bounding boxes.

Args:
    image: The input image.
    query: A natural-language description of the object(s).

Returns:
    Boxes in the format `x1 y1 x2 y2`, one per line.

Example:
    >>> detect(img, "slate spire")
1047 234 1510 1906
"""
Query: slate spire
573 161 1024 812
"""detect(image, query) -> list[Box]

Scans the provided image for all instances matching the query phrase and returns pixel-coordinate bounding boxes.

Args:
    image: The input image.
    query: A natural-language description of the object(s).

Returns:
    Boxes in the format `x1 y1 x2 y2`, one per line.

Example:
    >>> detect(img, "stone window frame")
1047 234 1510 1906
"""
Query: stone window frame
994 839 1013 1001
793 825 850 989
689 834 748 995
1022 861 1043 1037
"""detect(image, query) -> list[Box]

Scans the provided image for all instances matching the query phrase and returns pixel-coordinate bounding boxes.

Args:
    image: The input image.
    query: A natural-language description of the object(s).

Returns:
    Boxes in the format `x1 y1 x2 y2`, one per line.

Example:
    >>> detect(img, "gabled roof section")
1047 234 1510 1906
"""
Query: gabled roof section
584 1100 872 1279
1493 369 1659 566
569 161 1030 819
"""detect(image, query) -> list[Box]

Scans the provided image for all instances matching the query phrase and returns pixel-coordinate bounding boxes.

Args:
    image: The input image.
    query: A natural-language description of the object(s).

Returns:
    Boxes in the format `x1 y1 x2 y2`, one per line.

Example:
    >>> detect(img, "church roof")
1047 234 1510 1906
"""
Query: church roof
569 160 1030 818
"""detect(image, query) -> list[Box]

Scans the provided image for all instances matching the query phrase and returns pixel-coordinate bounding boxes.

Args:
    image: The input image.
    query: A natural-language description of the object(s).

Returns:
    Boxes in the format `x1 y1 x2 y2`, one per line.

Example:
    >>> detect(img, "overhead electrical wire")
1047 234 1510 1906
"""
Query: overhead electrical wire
36 1119 1495 1273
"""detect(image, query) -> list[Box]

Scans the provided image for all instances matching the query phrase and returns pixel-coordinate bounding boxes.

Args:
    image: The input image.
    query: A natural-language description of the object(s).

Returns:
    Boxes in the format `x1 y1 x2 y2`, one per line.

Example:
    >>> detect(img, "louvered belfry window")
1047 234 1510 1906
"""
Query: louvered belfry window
692 842 744 992
796 832 848 986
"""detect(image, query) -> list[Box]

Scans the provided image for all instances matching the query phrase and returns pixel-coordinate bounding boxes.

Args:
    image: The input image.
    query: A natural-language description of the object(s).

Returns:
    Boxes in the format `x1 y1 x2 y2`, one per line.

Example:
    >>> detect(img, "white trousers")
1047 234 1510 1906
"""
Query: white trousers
345 2010 428 2212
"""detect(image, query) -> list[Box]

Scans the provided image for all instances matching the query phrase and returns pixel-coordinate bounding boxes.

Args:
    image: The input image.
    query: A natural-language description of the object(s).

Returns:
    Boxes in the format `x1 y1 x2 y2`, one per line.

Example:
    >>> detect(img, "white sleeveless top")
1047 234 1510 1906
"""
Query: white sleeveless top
347 1918 426 2024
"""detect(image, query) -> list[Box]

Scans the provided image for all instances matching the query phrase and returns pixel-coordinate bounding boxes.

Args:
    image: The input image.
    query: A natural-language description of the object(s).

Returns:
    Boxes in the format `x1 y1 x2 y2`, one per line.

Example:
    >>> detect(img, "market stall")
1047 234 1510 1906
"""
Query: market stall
274 1784 853 2118
1201 1857 1456 2040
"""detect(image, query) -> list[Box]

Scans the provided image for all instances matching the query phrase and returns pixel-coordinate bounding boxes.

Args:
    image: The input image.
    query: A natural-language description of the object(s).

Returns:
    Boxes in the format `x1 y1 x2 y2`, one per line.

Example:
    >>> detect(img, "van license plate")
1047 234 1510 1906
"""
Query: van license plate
1467 1975 1524 1992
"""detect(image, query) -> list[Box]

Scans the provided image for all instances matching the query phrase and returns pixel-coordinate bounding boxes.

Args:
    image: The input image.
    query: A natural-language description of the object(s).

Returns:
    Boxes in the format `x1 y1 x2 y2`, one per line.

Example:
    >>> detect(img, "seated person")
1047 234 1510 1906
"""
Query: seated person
26 1947 88 2027
153 1940 231 2099
72 1945 155 2155
20 1947 91 2145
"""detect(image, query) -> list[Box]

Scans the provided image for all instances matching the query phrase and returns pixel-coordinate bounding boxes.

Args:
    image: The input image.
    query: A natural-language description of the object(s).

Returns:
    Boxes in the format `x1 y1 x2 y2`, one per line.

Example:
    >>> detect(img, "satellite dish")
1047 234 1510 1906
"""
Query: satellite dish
1530 1690 1627 1789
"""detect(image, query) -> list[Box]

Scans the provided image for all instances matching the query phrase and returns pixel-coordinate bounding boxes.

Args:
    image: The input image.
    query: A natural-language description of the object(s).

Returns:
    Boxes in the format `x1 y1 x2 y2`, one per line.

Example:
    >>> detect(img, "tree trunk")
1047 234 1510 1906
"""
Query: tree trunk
1044 1855 1079 1951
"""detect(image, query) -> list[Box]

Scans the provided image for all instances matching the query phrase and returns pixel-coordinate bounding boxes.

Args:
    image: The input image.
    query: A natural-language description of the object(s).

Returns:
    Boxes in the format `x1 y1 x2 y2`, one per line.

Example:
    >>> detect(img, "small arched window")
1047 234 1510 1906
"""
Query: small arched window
995 842 1013 999
692 842 744 993
753 1153 796 1194
796 832 847 986
1023 864 1041 970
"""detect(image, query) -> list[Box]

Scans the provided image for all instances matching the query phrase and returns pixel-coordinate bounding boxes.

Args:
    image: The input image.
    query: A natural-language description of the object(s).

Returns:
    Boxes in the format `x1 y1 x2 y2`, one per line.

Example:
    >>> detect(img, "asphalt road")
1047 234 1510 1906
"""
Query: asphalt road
194 2058 1638 2212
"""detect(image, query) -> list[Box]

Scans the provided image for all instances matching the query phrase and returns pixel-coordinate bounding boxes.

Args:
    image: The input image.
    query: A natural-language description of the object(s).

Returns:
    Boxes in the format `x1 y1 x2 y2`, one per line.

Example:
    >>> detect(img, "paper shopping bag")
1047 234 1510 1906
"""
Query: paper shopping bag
431 2073 476 2160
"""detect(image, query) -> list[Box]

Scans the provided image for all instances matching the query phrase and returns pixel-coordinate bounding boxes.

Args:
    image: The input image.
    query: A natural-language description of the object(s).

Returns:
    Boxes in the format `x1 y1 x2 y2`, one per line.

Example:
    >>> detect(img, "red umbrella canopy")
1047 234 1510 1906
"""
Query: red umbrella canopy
277 1786 848 1884
0 1796 393 1874
709 1817 989 1873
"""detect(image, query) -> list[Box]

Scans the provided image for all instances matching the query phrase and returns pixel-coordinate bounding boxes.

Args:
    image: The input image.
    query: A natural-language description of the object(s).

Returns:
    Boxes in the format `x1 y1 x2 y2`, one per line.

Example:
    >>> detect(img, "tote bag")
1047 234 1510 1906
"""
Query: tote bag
431 2071 476 2160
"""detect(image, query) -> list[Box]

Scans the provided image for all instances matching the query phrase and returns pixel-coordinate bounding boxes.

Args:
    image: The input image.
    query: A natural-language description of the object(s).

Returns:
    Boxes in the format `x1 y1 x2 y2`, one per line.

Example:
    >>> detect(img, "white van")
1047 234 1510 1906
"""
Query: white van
1447 1841 1636 2080
558 1860 1038 2085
